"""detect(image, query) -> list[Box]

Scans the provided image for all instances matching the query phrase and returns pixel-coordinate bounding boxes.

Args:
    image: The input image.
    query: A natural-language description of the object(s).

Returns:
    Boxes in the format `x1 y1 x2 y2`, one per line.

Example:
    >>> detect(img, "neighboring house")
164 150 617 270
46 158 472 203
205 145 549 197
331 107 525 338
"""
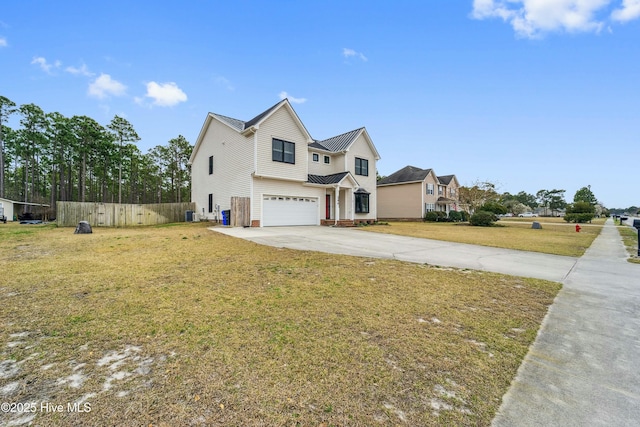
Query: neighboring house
189 99 380 227
377 165 460 220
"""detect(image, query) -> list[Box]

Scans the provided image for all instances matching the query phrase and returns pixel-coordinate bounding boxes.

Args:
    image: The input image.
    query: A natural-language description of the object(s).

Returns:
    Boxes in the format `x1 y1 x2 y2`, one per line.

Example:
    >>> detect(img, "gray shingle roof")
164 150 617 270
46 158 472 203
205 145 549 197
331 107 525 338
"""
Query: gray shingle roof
211 113 245 131
210 100 285 132
377 166 433 185
438 175 455 185
307 172 349 185
312 128 363 152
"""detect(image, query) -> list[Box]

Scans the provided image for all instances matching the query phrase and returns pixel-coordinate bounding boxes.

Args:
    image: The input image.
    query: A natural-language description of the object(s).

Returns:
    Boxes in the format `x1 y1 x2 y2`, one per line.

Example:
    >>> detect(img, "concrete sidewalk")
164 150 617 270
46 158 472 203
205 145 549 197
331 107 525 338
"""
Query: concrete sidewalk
492 219 640 426
212 225 578 282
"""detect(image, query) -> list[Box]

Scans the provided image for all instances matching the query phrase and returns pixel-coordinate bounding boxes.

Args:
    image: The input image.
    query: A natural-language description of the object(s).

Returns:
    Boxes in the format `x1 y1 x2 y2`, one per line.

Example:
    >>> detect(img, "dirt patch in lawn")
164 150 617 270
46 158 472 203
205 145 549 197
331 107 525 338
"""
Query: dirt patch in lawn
0 222 560 426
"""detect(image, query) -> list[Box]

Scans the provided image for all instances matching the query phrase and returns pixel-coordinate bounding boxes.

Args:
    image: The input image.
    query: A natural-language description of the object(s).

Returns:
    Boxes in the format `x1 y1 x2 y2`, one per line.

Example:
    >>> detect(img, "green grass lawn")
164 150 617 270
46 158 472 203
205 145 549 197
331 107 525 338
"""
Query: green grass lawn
365 218 604 257
617 225 640 264
0 222 561 426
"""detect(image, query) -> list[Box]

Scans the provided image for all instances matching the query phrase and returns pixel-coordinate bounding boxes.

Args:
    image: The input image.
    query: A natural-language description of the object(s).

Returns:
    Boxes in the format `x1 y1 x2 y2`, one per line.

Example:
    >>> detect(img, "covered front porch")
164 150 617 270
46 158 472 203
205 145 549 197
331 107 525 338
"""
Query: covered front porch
436 197 458 215
306 172 371 227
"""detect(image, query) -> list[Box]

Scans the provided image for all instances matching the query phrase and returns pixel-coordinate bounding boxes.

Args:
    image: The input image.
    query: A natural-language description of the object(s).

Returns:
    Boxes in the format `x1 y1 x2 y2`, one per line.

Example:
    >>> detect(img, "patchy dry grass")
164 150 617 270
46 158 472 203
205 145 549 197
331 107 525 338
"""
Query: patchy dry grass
0 222 560 426
617 225 640 264
365 219 603 257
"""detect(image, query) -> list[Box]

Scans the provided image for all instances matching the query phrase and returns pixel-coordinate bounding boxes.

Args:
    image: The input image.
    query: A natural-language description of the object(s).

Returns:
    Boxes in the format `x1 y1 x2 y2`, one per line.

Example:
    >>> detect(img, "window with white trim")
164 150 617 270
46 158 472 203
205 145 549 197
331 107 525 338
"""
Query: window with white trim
312 153 319 162
426 183 434 195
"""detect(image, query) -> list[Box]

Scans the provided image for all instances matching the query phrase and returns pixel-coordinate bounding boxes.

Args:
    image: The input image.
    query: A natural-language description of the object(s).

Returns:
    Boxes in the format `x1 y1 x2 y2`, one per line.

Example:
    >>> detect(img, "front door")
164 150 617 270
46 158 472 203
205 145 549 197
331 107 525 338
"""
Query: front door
326 195 331 219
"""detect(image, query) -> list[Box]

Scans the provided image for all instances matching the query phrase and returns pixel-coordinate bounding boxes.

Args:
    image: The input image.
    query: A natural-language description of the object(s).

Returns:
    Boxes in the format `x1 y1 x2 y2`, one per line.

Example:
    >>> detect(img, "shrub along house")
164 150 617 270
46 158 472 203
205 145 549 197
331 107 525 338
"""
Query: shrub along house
189 99 380 226
377 165 460 220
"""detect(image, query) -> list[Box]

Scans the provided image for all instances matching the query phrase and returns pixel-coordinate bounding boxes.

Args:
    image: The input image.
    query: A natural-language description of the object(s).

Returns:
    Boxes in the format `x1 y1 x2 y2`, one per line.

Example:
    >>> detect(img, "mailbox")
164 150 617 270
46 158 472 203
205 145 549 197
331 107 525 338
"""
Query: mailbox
633 219 640 229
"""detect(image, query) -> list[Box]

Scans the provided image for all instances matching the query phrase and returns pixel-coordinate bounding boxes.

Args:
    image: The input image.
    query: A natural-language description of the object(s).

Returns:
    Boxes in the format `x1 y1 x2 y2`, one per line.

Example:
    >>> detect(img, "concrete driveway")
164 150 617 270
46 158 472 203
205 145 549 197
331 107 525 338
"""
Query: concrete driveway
211 225 578 282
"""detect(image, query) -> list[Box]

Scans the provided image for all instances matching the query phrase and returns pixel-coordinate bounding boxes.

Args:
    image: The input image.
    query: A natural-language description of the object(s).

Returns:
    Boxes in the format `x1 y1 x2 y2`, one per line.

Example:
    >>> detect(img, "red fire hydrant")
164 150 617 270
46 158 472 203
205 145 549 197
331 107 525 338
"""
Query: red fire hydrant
575 224 581 233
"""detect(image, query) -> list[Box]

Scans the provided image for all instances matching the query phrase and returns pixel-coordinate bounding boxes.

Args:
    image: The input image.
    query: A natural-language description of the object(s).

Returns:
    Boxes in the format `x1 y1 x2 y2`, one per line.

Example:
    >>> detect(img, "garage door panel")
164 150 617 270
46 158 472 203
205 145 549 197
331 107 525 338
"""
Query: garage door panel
263 196 318 226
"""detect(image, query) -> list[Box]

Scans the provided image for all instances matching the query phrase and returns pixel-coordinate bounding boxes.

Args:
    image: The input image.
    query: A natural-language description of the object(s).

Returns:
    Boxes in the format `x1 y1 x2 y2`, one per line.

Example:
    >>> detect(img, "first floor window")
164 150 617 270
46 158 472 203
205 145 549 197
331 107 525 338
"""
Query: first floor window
355 193 370 213
208 194 213 213
425 203 435 212
272 138 295 164
355 157 368 176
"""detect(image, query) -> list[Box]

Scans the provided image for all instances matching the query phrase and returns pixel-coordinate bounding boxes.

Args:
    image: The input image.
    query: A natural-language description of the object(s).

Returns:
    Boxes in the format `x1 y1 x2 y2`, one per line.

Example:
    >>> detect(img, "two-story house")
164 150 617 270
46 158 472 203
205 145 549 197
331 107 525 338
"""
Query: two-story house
189 99 380 227
377 165 460 220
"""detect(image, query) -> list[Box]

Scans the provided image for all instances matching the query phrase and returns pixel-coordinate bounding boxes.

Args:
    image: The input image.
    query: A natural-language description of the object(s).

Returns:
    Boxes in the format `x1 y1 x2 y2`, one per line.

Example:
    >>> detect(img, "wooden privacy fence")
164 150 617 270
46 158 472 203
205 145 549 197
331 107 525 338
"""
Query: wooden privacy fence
57 202 196 227
230 197 250 227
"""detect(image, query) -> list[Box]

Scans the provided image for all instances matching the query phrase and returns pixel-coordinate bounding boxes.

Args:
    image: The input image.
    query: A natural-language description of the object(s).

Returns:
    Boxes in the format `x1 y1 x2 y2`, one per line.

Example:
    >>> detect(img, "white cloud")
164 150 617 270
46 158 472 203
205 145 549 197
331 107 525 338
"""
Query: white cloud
88 73 127 99
611 0 640 21
143 81 187 107
0 37 7 47
342 48 368 61
279 91 307 104
31 56 61 74
66 63 94 77
471 0 640 38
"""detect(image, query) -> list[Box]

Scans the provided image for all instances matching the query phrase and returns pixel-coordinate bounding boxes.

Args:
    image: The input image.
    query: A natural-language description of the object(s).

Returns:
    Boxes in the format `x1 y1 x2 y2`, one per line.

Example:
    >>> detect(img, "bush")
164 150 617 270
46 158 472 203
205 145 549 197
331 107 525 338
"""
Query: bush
424 211 448 222
563 213 594 223
448 211 462 222
469 210 497 227
564 201 595 223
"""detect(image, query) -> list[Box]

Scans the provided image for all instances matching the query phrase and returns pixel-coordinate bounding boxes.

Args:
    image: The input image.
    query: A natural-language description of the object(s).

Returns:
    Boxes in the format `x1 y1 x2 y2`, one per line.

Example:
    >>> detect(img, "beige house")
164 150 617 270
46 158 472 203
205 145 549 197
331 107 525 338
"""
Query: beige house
189 99 381 227
377 165 460 220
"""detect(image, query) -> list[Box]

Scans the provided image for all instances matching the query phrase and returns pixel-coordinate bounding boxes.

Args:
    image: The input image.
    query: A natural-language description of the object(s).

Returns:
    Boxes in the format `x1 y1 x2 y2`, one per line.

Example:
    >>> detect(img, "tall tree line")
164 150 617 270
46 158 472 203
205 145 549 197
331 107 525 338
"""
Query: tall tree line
0 96 192 217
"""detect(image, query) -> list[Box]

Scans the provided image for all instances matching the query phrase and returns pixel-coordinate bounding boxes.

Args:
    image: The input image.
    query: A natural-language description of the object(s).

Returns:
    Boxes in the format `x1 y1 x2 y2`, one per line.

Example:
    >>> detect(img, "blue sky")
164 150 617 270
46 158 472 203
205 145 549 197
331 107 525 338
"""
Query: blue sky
1 1 639 208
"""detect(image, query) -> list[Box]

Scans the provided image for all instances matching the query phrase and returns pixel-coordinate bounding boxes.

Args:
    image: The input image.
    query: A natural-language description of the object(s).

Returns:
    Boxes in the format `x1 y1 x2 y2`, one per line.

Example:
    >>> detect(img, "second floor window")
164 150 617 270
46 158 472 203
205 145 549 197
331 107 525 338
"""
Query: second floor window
209 156 214 174
355 157 368 176
427 183 434 195
324 155 330 164
272 138 295 164
312 153 319 162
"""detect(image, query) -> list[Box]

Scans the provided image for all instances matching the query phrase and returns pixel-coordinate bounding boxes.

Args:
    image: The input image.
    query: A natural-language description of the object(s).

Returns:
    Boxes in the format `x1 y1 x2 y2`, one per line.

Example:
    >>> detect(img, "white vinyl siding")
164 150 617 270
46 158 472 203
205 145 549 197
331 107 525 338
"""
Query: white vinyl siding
191 118 253 219
256 106 308 181
345 134 377 220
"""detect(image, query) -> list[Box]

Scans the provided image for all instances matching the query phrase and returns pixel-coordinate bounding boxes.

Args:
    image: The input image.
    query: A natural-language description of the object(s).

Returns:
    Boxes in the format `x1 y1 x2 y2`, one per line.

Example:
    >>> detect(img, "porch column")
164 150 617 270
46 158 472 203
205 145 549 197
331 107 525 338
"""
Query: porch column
349 188 354 221
334 186 339 226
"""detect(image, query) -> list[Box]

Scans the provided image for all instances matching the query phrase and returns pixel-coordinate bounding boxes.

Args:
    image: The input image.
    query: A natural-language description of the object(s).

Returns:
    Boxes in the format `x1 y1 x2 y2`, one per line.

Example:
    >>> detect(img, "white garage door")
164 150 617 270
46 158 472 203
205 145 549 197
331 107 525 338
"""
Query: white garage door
263 195 318 226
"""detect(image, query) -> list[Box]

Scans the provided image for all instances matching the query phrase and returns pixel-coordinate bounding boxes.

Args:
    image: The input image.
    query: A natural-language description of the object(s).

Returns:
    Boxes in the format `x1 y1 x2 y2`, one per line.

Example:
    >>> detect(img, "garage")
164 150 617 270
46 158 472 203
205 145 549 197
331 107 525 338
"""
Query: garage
262 195 318 226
